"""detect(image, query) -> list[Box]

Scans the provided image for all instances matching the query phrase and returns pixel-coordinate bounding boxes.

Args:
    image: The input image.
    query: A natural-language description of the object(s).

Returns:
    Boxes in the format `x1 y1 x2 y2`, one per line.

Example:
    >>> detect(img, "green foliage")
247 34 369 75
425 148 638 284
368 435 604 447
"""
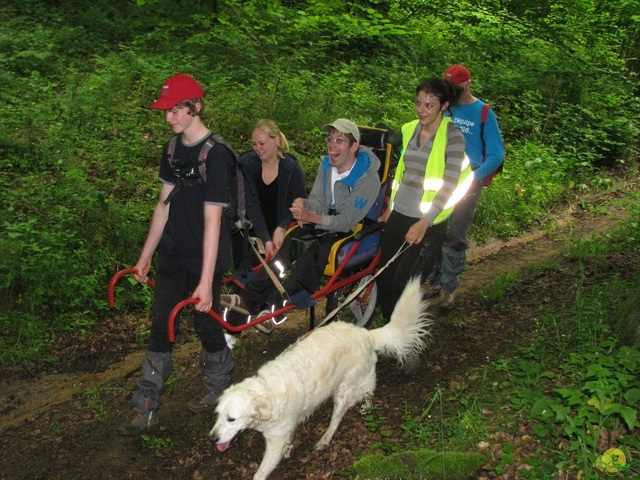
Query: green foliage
396 209 640 479
516 344 639 478
140 433 173 449
363 405 397 453
567 199 640 263
478 271 521 303
86 384 108 417
405 383 493 452
0 0 639 367
492 266 640 478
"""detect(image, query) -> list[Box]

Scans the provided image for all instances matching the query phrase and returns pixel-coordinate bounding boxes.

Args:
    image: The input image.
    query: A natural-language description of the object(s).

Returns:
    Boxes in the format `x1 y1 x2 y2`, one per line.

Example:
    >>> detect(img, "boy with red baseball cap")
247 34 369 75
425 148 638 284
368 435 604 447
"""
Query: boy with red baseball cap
118 74 237 435
148 73 204 110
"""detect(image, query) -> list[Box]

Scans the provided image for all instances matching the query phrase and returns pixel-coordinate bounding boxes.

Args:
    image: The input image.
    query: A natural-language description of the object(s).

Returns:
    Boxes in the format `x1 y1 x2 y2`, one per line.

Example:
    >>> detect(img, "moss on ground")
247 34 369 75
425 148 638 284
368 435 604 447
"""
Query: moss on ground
353 448 487 479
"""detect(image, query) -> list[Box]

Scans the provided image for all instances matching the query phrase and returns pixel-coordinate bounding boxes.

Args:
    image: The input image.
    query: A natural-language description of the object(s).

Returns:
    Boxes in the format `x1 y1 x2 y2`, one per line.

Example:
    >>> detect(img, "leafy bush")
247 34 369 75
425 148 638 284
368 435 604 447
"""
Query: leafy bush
399 219 640 479
0 0 638 367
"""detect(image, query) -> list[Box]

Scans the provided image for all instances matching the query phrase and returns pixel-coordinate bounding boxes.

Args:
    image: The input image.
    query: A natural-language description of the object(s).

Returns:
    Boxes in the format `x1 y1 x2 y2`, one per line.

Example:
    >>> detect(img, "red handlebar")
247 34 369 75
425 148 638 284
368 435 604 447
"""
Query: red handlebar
167 298 278 341
107 268 155 308
109 269 251 343
167 298 199 342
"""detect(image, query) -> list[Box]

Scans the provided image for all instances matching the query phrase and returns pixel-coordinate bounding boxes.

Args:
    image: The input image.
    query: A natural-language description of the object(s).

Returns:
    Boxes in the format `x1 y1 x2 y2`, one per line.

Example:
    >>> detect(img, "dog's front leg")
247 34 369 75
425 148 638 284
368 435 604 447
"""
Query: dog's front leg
253 433 292 480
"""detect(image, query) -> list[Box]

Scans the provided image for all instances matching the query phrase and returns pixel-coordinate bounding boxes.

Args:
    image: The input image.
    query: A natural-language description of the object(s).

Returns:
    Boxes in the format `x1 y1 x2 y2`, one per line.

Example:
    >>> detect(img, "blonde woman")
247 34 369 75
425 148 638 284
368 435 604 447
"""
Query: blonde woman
233 120 306 267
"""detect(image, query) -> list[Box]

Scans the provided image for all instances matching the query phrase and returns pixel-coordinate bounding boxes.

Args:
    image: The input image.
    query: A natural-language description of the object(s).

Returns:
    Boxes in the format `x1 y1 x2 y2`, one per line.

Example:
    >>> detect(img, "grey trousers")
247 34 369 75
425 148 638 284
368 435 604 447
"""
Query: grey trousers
430 180 484 293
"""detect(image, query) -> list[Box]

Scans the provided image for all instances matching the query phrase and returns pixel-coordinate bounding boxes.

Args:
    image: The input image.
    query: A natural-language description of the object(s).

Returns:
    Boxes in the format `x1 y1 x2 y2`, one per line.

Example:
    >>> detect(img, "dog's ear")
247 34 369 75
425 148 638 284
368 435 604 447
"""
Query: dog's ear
249 392 272 421
257 399 272 421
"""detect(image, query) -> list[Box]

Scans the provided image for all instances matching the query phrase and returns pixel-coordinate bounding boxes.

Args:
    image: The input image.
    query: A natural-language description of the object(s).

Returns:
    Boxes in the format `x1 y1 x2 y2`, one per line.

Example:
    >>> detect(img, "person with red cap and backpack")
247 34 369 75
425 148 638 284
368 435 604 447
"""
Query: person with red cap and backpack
118 73 238 435
427 64 505 309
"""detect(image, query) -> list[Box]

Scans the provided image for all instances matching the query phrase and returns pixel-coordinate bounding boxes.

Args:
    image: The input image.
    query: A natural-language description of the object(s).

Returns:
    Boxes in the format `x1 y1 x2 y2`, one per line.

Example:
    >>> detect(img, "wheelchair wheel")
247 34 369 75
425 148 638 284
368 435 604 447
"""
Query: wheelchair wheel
325 275 377 328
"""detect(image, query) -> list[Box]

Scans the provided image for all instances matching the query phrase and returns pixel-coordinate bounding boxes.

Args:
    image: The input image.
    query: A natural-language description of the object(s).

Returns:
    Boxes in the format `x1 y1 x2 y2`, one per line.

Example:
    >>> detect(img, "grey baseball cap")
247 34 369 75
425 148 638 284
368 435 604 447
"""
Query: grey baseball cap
322 118 360 143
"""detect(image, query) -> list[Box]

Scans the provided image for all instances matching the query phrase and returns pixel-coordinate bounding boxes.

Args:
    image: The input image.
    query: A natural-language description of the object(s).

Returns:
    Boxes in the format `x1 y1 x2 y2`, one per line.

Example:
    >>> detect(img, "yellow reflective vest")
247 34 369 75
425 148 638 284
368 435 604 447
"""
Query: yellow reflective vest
389 117 473 225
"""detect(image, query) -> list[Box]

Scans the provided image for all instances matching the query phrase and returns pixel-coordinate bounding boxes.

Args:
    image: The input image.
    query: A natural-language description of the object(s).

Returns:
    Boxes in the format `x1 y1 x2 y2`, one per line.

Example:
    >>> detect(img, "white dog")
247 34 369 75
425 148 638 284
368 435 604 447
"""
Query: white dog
209 277 430 480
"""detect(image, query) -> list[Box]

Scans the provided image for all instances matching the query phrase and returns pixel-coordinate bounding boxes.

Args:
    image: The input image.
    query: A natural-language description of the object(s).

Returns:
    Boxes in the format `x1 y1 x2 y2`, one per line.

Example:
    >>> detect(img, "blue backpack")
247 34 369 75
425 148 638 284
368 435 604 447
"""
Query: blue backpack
480 103 504 186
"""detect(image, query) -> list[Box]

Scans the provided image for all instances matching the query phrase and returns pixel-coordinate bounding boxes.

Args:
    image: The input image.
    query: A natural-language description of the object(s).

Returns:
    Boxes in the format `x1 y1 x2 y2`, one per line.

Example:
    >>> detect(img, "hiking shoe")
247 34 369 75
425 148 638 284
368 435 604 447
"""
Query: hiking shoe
254 299 289 335
117 410 159 436
438 290 456 310
400 355 421 376
220 294 250 314
254 310 274 335
222 306 252 327
376 354 393 366
188 390 221 413
424 283 442 298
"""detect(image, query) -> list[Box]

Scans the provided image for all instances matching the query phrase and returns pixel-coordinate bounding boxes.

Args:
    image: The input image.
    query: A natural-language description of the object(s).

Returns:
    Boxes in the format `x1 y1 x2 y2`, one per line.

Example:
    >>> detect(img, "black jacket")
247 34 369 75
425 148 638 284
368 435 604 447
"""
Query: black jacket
239 150 307 243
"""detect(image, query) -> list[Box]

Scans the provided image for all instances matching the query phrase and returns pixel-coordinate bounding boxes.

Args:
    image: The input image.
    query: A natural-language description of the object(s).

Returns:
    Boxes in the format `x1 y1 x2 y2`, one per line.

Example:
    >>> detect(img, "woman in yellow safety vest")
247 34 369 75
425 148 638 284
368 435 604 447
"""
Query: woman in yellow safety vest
377 77 473 328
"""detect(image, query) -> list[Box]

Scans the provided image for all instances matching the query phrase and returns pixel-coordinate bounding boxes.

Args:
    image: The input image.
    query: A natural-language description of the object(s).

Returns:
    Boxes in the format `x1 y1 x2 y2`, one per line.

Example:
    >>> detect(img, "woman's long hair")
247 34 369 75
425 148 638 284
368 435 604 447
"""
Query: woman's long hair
254 119 290 159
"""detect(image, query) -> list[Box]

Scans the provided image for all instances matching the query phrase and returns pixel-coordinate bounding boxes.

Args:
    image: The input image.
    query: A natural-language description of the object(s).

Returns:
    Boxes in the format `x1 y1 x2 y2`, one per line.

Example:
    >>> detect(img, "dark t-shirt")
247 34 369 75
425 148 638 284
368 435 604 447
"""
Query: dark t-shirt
256 175 279 235
158 133 235 274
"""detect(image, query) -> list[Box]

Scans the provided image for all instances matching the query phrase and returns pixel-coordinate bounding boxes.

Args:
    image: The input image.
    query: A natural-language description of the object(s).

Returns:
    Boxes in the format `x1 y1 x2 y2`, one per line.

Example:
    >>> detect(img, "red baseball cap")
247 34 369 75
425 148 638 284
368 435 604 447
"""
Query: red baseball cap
444 64 471 84
149 74 204 110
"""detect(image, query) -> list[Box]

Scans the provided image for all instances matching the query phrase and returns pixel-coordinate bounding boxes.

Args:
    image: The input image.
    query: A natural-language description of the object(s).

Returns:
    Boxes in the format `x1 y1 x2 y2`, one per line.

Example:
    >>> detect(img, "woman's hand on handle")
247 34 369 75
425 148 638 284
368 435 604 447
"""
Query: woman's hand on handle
405 219 430 245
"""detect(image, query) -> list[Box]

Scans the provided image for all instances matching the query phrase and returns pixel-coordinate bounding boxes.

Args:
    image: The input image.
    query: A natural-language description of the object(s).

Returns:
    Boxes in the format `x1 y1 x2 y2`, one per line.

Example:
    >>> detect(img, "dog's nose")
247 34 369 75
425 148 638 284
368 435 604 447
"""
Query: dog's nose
209 434 219 444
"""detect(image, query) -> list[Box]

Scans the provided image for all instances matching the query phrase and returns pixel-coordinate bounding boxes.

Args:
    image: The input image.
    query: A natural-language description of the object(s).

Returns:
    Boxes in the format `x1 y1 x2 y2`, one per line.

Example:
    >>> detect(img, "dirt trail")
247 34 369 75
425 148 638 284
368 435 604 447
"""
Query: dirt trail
0 202 625 431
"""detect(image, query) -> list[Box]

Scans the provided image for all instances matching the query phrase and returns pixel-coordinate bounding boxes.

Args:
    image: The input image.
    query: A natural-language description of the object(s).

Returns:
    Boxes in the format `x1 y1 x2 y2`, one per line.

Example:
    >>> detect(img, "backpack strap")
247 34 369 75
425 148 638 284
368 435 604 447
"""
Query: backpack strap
479 103 505 187
167 135 178 162
164 136 182 205
197 134 217 181
480 103 491 162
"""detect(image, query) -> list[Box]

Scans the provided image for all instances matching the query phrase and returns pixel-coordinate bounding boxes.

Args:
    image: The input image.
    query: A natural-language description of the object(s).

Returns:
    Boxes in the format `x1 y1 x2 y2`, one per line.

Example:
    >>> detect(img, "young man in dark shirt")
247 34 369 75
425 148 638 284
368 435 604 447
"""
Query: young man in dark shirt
118 74 236 435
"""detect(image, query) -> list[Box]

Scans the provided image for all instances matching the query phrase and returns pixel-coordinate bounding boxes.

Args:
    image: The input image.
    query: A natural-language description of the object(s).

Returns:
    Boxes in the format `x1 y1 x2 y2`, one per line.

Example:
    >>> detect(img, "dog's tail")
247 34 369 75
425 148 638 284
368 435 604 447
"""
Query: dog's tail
369 277 431 363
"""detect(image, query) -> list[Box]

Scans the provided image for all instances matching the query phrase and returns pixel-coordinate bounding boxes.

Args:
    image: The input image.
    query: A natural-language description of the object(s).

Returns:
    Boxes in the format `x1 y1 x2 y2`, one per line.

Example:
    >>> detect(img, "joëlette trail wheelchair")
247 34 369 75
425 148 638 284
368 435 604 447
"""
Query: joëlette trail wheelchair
108 124 401 342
